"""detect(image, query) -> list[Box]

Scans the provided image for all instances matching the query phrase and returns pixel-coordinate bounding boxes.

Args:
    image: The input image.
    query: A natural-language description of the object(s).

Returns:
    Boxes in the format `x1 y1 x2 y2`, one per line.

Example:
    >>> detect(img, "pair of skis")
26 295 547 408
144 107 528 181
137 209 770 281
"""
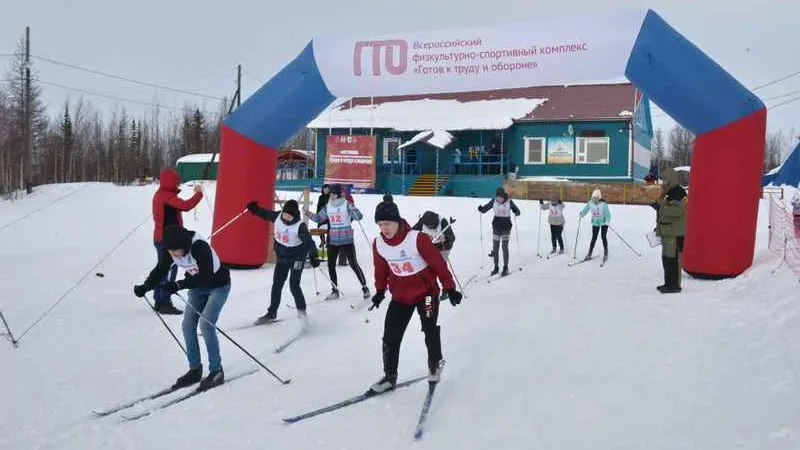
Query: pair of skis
92 368 259 420
282 375 441 440
567 255 608 268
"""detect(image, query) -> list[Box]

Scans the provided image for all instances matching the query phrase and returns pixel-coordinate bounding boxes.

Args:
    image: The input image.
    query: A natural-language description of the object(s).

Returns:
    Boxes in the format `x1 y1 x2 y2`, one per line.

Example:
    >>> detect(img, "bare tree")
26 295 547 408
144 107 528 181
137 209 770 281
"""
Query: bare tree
651 128 666 174
764 130 785 173
668 124 694 168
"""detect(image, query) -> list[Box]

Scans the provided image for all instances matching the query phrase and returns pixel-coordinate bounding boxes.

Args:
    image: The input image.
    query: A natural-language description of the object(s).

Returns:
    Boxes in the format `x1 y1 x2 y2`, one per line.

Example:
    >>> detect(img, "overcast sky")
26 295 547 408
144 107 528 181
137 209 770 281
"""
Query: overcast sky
2 0 799 147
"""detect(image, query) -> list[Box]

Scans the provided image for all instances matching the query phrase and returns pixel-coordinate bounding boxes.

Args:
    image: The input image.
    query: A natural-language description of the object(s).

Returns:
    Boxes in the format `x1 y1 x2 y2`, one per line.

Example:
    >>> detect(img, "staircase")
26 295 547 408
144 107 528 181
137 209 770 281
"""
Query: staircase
407 174 448 196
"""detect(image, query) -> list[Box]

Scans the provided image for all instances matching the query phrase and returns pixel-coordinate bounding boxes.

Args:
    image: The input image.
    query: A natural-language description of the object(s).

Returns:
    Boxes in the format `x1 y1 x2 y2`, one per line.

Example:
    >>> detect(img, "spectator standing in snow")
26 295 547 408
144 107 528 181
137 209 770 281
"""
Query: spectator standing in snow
540 194 565 254
367 195 463 395
133 225 231 391
315 184 331 250
412 210 457 300
246 199 320 324
478 187 521 276
150 168 203 315
579 189 611 261
650 168 687 293
304 184 370 301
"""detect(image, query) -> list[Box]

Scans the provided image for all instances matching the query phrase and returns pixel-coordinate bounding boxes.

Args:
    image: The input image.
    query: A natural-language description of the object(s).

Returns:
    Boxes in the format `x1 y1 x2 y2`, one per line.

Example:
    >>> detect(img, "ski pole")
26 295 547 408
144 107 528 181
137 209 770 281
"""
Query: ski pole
0 310 17 348
314 265 341 294
12 213 152 346
211 208 247 238
311 260 320 296
444 254 467 298
536 206 543 259
143 294 186 356
609 225 642 257
173 293 292 385
356 220 372 249
479 211 486 268
573 215 582 260
513 214 523 271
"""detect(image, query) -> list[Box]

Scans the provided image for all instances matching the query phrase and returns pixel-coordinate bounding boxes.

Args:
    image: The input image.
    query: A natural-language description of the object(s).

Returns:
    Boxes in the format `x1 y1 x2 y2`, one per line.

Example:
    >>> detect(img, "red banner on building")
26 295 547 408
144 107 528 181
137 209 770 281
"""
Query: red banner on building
324 135 376 188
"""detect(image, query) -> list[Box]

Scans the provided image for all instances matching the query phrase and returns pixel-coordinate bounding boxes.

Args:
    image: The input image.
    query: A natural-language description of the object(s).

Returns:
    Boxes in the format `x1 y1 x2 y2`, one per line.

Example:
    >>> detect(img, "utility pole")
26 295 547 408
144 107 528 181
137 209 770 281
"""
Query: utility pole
236 64 242 107
23 26 32 194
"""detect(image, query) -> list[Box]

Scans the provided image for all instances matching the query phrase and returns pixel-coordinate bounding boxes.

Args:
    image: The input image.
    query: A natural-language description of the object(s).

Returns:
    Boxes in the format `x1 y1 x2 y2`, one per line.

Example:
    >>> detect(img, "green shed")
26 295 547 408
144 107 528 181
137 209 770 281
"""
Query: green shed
176 153 219 182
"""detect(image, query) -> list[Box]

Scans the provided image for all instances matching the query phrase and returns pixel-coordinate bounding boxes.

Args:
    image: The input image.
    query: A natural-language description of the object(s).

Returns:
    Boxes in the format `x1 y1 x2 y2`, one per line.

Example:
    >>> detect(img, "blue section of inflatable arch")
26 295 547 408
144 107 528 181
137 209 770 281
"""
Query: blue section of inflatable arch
625 10 764 135
224 41 335 149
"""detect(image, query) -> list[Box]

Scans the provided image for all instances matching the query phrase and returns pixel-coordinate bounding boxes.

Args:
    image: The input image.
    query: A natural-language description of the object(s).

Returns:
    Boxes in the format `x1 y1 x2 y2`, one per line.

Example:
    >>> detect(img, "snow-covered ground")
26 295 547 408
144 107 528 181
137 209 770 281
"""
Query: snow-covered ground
1 181 799 450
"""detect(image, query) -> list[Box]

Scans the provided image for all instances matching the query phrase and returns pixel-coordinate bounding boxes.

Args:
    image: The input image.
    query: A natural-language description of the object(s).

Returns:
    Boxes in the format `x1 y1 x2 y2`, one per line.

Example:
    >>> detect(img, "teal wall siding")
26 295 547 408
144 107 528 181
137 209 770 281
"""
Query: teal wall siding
441 175 504 198
507 121 632 180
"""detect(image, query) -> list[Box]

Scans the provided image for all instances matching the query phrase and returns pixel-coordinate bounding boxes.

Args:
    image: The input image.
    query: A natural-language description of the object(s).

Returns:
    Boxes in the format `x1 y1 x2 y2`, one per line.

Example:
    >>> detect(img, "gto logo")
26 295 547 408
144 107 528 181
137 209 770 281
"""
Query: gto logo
353 40 408 76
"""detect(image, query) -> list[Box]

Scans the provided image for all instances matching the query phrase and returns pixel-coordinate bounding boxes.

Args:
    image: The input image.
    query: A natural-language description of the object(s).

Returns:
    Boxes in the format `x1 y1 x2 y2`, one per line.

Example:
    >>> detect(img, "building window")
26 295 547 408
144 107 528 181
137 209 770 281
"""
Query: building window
523 137 546 165
576 137 610 164
383 137 401 164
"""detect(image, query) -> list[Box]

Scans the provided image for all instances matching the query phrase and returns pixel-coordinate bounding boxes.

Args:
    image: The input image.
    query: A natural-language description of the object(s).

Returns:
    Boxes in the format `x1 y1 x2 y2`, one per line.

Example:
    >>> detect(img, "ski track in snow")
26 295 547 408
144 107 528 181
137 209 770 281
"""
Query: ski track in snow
1 182 799 449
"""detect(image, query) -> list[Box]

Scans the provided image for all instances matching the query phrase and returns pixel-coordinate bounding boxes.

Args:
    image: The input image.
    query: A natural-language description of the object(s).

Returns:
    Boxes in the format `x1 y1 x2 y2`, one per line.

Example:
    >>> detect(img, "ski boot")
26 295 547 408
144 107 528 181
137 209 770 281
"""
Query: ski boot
501 266 509 277
197 370 224 392
361 286 370 300
254 311 278 325
155 302 183 315
428 359 445 383
172 366 202 389
366 373 397 396
324 289 340 301
490 266 499 276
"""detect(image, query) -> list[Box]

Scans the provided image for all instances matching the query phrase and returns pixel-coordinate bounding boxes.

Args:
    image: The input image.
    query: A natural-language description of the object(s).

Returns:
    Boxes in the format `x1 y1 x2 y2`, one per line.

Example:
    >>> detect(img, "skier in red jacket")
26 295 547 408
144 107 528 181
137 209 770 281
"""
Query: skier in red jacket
367 194 463 395
151 168 203 314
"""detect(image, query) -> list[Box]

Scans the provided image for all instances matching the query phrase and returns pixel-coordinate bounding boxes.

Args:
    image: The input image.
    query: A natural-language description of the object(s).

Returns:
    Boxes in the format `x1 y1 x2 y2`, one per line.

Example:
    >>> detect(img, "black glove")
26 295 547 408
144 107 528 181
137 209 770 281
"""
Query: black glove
310 257 320 268
446 289 462 306
133 284 150 298
246 201 259 213
163 281 183 294
369 290 386 310
477 205 483 213
650 201 660 210
539 199 544 204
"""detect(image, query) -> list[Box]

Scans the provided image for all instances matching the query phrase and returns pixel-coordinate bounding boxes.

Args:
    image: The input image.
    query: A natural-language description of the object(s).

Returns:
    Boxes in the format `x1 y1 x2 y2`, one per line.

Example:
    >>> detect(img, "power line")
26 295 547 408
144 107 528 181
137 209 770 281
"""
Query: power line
31 54 226 101
752 69 800 91
38 79 187 111
768 94 800 110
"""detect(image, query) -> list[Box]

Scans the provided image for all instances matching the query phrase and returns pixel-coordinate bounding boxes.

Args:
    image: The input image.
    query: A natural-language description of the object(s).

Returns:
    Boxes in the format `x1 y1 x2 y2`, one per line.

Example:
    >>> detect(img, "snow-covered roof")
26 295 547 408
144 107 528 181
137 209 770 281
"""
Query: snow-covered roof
619 110 633 117
673 166 690 172
308 97 547 131
176 153 219 164
398 130 454 150
766 164 782 176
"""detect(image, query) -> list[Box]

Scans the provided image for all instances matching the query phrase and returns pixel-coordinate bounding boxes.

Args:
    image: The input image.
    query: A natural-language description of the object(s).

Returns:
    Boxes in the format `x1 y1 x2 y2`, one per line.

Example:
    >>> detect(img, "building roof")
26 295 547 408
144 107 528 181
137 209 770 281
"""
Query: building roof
308 83 637 132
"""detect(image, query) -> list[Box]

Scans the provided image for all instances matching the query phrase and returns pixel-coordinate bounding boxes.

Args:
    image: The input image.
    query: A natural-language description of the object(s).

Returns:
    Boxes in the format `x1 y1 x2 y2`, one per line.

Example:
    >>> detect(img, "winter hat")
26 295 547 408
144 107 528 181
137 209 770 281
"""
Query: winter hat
162 225 194 251
374 194 401 223
282 199 300 219
421 211 440 228
330 184 342 196
495 187 509 200
591 189 602 199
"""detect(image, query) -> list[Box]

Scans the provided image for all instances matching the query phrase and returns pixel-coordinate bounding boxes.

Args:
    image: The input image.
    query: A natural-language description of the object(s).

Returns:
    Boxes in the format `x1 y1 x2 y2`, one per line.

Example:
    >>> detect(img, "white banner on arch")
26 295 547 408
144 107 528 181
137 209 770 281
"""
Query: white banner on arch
312 10 646 97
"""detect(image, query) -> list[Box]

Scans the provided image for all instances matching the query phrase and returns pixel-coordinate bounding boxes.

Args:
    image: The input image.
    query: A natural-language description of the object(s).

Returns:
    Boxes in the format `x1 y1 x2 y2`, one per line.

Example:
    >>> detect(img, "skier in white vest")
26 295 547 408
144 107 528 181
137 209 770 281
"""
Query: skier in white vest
133 224 231 392
478 187 521 276
412 210 457 300
246 199 320 325
366 195 463 395
304 184 370 301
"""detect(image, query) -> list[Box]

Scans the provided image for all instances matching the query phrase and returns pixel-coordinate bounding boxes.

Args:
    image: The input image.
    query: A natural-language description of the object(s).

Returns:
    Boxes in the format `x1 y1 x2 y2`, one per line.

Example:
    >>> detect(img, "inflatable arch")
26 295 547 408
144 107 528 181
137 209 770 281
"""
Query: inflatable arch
211 9 765 279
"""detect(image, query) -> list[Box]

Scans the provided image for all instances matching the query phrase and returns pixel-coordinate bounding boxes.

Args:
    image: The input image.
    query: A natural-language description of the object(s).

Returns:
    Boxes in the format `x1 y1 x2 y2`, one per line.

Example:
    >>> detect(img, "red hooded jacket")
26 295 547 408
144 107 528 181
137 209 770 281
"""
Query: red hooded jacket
372 220 455 305
152 168 203 242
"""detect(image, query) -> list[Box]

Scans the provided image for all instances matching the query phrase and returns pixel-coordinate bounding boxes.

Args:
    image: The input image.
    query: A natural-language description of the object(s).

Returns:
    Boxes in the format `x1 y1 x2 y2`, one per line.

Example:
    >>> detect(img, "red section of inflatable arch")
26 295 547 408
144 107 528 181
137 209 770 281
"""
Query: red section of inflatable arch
211 125 277 268
682 109 767 278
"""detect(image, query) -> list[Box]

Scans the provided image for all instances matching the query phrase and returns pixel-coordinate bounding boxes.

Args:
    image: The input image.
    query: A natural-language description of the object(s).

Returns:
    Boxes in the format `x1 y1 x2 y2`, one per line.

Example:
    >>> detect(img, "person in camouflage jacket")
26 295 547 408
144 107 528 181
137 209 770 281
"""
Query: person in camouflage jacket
651 168 687 294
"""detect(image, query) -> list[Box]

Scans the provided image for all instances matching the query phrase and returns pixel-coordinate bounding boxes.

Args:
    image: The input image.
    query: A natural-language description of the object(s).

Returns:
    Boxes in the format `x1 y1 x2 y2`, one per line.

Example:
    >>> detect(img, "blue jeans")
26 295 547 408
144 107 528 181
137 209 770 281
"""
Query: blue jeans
182 284 230 372
153 242 177 305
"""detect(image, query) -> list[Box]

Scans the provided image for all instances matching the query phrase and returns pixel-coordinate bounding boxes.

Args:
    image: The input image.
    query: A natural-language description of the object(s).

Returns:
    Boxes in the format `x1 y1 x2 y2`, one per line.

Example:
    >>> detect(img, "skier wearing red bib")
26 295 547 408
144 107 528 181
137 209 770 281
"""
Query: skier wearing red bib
367 195 463 395
246 199 319 324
